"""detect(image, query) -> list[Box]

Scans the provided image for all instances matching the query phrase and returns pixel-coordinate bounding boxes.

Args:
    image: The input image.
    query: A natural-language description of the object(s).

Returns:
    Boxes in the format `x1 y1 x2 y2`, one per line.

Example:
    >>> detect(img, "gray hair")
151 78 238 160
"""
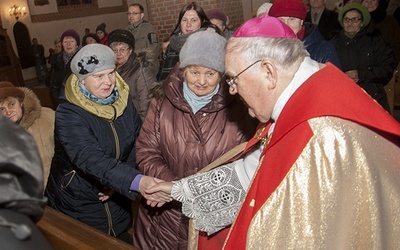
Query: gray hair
226 37 308 71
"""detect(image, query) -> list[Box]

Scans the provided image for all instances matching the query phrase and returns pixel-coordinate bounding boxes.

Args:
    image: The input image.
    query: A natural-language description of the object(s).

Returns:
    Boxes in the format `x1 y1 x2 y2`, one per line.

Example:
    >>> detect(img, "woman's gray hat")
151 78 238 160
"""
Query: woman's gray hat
179 30 227 73
71 44 116 81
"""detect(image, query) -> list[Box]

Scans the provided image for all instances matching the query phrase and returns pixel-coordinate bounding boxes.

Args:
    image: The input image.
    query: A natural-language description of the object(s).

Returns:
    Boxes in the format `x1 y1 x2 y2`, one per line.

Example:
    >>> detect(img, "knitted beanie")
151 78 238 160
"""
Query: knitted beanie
70 44 116 81
108 29 135 48
269 0 308 20
207 9 227 24
180 30 226 73
96 23 106 33
61 29 81 47
0 81 25 100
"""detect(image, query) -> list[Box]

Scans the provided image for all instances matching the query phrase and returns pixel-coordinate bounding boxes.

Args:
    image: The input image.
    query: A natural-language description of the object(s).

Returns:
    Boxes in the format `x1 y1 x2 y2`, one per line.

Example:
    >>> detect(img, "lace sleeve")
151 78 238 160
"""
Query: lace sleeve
171 162 246 235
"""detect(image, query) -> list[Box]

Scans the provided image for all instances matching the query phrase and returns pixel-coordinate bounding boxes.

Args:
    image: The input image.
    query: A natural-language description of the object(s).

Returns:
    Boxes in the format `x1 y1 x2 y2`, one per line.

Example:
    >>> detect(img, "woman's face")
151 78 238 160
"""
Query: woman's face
85 36 98 45
62 36 79 55
362 0 379 12
97 30 105 40
343 10 363 34
110 43 132 67
184 66 221 96
180 10 202 35
82 68 116 99
0 97 23 123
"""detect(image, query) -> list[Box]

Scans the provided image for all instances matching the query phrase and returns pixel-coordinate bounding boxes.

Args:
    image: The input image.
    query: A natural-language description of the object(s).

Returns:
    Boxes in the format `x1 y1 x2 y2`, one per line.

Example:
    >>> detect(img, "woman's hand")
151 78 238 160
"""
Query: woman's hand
98 187 115 202
139 176 173 207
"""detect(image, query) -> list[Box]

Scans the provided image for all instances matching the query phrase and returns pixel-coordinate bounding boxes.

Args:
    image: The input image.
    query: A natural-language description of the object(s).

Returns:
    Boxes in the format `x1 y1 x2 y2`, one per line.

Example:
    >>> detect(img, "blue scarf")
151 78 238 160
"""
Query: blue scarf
78 82 119 105
183 80 219 114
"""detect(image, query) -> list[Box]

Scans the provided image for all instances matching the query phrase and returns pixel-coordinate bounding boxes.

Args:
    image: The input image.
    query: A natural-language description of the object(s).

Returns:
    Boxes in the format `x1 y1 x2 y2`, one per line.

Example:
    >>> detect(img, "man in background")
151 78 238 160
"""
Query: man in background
126 3 160 75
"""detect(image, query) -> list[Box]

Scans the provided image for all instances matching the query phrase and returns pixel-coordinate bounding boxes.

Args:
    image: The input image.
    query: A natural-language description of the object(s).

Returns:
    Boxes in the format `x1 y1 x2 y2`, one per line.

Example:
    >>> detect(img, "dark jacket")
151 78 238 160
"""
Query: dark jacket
49 51 77 105
0 116 51 249
117 51 157 121
133 64 257 249
305 8 341 40
366 11 400 64
330 29 396 111
45 74 142 238
302 23 342 69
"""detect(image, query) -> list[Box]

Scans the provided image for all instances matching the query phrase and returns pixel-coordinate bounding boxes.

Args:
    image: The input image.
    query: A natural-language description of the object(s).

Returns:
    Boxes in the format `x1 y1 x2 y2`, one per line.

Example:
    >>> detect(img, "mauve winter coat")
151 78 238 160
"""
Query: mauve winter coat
133 64 257 250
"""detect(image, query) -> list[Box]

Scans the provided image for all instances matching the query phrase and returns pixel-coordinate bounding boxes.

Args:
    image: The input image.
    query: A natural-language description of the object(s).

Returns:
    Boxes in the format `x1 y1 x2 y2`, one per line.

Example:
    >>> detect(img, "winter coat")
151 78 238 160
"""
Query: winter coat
45 73 142 238
19 87 55 188
133 64 257 250
117 51 158 121
366 13 400 64
330 29 396 111
302 23 342 69
49 51 77 104
0 116 51 249
126 20 161 74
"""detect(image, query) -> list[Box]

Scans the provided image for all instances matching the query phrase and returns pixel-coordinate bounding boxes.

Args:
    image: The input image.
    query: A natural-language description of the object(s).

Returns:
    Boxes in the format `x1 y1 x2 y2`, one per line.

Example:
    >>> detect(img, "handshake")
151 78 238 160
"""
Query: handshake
97 176 174 207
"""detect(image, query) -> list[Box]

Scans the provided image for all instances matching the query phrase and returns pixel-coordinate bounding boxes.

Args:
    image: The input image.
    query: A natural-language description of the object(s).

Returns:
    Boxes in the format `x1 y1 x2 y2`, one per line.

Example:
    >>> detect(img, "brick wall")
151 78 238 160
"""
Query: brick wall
146 0 244 41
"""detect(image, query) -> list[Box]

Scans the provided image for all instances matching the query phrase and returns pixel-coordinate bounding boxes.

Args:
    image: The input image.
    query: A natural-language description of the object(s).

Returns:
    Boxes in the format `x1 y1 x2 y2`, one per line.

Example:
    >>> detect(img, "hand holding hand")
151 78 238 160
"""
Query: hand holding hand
139 176 172 207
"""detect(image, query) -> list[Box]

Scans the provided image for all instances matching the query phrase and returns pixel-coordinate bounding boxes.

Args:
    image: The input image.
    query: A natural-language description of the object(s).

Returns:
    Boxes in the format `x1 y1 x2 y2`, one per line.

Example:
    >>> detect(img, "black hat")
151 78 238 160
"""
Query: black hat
108 29 135 48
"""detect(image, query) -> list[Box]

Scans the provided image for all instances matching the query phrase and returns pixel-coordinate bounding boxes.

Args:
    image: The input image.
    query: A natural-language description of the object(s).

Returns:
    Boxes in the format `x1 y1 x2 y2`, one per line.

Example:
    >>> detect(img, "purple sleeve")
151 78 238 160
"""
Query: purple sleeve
130 174 144 191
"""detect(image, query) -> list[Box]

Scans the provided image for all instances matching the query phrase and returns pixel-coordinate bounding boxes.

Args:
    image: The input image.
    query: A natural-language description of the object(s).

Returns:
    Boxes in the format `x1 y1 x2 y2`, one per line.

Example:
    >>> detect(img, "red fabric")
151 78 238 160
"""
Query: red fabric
203 63 400 249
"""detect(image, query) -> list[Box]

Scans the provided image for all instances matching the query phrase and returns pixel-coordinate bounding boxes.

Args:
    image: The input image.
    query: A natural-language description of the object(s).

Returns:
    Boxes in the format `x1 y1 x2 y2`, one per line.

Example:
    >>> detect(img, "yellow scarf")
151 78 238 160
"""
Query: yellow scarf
64 73 130 122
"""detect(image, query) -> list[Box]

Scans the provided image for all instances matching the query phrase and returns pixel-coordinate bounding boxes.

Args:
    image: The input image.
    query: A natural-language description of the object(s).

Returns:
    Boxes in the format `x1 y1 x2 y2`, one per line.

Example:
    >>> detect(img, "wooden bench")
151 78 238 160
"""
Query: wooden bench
37 206 137 250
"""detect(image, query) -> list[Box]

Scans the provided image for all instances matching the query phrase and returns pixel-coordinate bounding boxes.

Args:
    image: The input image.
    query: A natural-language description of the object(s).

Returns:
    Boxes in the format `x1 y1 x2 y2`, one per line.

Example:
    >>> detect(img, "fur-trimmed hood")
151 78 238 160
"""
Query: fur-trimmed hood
19 87 42 130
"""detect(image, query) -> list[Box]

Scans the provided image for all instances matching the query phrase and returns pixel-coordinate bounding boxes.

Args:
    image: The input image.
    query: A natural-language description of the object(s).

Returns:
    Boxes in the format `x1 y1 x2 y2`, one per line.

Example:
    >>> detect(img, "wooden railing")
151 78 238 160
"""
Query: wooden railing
37 206 137 250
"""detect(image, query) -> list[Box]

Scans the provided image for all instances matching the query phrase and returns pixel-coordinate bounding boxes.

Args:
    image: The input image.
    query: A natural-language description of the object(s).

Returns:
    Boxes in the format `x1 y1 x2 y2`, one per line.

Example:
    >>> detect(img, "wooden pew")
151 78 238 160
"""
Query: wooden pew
37 206 137 250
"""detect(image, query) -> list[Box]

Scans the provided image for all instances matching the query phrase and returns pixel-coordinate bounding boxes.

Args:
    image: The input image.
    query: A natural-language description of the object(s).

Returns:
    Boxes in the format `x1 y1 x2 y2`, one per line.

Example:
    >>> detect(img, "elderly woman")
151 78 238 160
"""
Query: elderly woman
133 30 257 250
330 3 396 112
0 81 54 188
108 29 157 121
157 2 220 81
45 44 168 243
49 29 80 104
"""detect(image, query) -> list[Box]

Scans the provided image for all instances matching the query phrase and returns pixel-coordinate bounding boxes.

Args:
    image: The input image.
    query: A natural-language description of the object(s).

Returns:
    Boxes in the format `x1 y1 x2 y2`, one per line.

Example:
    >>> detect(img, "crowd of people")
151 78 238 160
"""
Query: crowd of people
1 1 400 249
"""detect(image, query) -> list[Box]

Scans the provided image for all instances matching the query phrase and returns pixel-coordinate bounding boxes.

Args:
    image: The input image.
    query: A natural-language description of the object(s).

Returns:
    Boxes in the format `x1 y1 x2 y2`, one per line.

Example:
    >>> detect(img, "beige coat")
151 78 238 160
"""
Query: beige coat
19 87 55 188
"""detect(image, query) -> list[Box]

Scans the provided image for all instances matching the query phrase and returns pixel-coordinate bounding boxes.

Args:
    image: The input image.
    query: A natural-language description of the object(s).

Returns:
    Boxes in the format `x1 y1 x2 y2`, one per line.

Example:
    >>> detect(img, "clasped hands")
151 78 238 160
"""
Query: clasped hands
97 176 174 207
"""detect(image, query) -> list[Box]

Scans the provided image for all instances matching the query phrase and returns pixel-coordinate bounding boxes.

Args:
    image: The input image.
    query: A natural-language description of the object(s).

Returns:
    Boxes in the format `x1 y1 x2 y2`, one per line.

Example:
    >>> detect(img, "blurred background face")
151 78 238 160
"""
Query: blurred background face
97 30 105 40
85 36 98 45
110 42 133 68
62 36 78 55
343 10 363 34
310 0 325 9
362 0 379 12
0 97 23 123
82 69 116 99
127 5 144 24
210 18 225 32
278 17 303 34
180 9 202 35
54 42 62 53
184 66 220 96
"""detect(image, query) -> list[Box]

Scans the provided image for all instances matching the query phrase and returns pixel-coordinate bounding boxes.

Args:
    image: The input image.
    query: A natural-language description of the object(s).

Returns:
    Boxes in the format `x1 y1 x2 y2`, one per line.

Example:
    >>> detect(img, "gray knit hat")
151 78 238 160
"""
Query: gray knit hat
179 30 227 73
71 44 116 81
